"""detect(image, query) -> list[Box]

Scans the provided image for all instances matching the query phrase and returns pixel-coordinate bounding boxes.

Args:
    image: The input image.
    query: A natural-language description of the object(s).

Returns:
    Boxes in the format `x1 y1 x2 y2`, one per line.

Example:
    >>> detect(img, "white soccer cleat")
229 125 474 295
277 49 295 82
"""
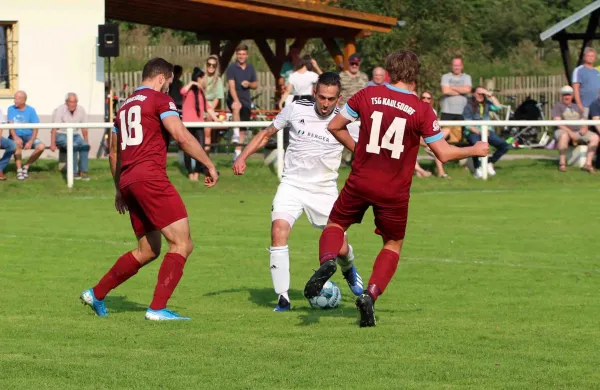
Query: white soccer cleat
487 163 496 176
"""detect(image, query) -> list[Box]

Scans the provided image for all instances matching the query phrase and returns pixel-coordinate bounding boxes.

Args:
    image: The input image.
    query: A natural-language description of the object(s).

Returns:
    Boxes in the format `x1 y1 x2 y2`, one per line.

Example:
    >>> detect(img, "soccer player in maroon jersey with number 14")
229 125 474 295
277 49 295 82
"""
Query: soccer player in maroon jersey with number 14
303 50 489 327
80 58 219 321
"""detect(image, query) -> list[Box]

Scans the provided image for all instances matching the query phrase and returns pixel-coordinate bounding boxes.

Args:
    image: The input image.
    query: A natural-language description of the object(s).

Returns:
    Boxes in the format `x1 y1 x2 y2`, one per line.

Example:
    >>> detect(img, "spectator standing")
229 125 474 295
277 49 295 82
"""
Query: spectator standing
572 48 600 118
7 90 45 180
553 85 597 173
339 54 369 106
420 91 450 178
462 86 509 178
169 65 184 111
366 67 386 87
181 67 221 181
226 44 258 162
279 43 301 89
278 55 322 109
203 55 224 153
440 58 472 134
0 108 16 180
51 93 91 180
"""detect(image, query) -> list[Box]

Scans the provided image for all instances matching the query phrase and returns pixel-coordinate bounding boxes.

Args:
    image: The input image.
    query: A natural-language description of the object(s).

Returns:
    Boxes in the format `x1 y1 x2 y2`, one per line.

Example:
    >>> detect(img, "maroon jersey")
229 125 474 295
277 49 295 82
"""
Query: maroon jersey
113 87 179 188
340 85 442 203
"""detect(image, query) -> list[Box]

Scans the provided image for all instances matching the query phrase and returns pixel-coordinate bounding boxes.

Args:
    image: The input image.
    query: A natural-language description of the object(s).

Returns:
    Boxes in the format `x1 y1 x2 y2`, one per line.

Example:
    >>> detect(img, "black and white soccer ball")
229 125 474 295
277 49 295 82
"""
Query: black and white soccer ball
308 280 342 309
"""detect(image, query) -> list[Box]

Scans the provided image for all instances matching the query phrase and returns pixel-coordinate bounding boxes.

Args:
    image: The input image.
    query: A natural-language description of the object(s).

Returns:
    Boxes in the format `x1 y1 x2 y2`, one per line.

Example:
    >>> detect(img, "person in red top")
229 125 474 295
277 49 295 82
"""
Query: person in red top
180 67 221 181
303 50 489 327
80 58 219 321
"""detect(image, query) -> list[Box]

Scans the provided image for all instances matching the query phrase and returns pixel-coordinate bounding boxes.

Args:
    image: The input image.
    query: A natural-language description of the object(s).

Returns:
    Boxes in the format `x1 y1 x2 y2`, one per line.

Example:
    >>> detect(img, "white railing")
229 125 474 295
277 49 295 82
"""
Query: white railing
1 120 598 187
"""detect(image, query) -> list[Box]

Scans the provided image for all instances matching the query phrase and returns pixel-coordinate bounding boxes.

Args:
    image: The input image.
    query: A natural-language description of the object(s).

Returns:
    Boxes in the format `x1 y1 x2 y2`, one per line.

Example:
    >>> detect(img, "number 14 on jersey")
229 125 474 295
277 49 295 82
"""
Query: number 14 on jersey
366 111 406 159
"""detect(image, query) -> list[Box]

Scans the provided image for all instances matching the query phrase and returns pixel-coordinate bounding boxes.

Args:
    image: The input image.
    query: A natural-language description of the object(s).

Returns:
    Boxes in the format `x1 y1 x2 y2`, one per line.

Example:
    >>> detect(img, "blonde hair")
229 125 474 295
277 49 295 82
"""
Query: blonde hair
203 54 221 92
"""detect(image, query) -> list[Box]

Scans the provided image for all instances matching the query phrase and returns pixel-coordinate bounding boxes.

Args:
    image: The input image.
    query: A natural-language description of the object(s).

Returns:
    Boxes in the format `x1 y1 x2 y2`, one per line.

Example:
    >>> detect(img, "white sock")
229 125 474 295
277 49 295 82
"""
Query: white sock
336 244 355 272
270 246 290 300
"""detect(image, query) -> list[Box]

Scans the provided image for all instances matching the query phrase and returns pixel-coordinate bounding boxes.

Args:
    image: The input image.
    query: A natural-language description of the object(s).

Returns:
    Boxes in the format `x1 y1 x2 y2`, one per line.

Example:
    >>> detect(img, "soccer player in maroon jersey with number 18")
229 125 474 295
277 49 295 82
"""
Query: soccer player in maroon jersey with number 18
80 58 219 321
303 50 489 327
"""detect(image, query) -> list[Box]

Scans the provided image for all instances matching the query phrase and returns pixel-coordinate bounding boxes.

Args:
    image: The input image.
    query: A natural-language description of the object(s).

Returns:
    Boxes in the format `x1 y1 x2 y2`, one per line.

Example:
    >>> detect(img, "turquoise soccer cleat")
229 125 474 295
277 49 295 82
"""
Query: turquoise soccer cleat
80 288 108 317
145 308 191 321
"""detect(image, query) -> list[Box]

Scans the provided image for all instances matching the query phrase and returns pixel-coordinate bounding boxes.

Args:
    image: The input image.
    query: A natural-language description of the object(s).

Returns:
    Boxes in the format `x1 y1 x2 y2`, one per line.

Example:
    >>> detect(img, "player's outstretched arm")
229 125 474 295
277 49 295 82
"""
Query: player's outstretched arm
109 130 127 214
428 138 489 164
232 125 278 175
328 113 356 152
162 115 219 187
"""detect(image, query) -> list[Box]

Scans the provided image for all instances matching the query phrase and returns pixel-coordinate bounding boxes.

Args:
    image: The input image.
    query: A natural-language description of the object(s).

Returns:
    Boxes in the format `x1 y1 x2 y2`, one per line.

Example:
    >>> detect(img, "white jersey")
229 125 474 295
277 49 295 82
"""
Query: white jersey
273 99 343 191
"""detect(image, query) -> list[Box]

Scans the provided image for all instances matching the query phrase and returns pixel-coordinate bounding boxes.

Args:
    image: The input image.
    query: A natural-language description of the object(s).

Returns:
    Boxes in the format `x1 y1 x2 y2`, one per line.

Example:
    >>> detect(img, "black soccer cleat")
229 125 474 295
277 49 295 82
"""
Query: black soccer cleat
355 293 376 328
303 260 337 299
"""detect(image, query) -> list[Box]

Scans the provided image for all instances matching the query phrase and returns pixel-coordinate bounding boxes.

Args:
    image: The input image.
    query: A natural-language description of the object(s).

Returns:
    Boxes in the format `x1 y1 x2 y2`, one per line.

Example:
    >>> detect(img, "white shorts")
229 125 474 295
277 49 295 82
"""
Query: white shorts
271 182 338 229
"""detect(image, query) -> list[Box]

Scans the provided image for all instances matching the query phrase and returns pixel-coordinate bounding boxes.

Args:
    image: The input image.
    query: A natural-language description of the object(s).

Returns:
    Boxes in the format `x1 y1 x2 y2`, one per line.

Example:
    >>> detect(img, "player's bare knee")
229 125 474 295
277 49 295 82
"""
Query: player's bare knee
169 236 193 258
271 220 291 246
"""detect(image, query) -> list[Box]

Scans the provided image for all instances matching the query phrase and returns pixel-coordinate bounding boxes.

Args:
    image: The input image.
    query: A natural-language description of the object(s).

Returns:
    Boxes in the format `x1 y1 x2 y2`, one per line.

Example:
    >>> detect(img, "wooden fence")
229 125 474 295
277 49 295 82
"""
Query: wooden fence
108 71 568 117
478 74 567 119
108 71 277 110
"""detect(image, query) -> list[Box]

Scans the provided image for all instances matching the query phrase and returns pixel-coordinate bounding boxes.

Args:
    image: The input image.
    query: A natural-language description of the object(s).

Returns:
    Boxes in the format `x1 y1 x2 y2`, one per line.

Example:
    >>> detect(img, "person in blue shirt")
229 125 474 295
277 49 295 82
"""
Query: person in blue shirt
462 86 510 178
7 90 45 180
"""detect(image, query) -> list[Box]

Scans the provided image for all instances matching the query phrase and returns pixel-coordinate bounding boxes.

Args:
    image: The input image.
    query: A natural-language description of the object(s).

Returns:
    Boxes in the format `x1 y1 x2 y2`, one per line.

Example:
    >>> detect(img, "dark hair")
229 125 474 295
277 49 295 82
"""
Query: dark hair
295 55 314 72
191 67 207 118
174 65 183 76
235 43 249 53
471 86 486 113
142 58 174 81
385 50 420 84
316 72 341 92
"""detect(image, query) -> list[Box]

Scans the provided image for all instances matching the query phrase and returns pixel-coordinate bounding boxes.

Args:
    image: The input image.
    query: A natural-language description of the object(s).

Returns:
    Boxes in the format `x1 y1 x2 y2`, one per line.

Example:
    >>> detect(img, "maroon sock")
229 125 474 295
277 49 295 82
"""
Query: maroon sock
319 226 345 264
149 253 187 310
93 252 142 300
367 249 400 301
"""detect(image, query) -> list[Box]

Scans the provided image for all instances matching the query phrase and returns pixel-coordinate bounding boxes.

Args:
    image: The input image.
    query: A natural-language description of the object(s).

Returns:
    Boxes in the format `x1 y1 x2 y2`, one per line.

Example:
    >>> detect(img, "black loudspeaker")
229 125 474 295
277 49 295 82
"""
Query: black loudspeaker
98 24 119 57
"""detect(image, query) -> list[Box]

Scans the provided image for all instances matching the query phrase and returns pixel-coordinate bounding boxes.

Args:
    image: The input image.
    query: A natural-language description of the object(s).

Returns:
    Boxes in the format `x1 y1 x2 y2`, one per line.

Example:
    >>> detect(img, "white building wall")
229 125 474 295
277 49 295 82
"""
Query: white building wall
0 0 106 158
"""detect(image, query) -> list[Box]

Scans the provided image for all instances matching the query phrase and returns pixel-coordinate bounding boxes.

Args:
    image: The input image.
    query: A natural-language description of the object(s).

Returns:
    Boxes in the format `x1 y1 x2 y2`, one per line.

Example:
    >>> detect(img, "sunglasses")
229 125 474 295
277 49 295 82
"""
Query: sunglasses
207 62 217 67
421 96 432 100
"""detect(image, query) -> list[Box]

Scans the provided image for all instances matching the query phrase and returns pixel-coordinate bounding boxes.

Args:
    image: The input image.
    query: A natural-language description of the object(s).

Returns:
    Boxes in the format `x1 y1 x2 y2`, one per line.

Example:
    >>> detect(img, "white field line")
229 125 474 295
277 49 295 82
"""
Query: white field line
0 233 597 274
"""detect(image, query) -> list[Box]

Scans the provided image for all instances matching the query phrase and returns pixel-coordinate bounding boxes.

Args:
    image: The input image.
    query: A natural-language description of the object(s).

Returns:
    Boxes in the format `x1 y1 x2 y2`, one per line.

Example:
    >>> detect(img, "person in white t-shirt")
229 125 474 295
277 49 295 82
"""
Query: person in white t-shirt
278 55 322 109
234 72 363 312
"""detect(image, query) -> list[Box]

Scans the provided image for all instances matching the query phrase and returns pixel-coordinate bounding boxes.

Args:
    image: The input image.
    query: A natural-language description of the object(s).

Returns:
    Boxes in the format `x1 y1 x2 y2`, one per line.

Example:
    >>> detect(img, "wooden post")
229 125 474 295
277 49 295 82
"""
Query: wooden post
291 38 308 53
322 38 344 71
219 40 242 74
577 10 600 66
210 39 221 56
343 37 356 71
557 34 573 85
255 39 280 81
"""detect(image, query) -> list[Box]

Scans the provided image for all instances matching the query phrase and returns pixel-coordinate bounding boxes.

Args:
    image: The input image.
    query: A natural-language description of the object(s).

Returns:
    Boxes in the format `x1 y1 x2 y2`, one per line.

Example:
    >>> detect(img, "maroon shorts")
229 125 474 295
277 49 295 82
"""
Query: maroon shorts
121 180 188 236
329 185 409 241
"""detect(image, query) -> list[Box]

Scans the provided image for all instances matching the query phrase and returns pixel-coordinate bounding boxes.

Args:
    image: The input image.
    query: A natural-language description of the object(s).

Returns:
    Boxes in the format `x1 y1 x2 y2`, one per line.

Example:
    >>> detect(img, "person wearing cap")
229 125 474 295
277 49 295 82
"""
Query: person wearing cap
552 85 598 173
339 54 368 107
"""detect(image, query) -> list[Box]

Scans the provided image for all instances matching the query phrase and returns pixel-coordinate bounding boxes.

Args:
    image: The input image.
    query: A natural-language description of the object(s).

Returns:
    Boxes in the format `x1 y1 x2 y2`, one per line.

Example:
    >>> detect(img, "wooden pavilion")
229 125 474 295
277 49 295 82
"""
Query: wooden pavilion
106 0 397 79
540 0 600 84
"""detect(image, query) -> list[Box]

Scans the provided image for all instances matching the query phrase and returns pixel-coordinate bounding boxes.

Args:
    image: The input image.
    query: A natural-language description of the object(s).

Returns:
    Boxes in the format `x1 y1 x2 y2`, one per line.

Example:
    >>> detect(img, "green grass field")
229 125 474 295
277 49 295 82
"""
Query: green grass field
1 156 599 389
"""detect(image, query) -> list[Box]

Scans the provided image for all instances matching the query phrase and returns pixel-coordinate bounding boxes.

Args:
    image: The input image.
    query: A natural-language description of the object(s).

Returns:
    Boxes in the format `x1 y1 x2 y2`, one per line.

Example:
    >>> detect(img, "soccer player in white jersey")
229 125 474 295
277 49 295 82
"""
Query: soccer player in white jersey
233 72 363 311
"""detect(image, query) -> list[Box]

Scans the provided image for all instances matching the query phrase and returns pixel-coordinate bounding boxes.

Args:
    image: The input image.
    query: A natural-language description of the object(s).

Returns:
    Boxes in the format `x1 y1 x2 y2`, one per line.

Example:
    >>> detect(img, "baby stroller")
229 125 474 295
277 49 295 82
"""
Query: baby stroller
500 95 550 148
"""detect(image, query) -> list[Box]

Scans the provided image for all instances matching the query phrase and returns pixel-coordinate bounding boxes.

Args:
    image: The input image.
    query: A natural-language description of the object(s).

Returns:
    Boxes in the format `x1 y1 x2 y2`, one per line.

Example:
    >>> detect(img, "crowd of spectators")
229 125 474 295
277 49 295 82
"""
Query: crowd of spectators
1 44 599 181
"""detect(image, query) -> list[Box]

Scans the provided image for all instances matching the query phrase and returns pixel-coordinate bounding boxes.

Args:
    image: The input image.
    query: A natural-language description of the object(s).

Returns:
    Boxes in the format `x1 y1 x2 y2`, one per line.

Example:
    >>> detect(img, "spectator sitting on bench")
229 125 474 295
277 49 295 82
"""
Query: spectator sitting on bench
7 90 45 180
462 86 509 178
553 85 598 173
51 92 90 180
0 108 16 181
